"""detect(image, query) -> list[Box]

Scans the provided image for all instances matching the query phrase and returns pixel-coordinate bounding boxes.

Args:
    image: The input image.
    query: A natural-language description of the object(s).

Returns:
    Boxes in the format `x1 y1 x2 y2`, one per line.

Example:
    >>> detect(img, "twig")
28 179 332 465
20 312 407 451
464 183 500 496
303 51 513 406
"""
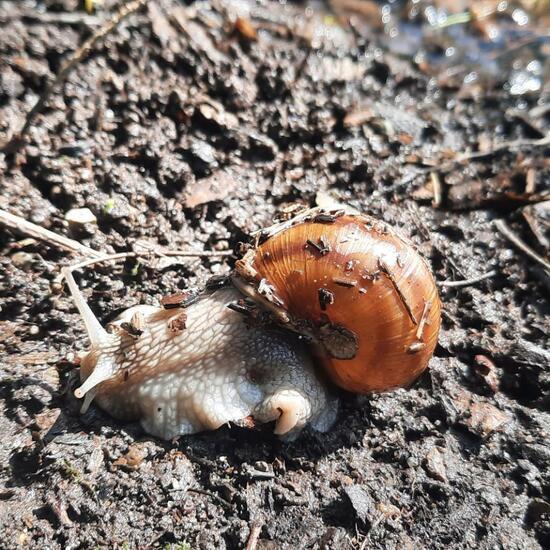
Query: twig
187 488 231 509
495 219 550 273
420 135 550 175
161 249 232 258
0 11 104 26
490 36 541 62
64 249 232 274
245 520 263 550
358 512 384 550
438 270 498 288
0 208 233 279
2 0 149 151
430 172 443 208
436 11 471 28
0 208 104 258
359 534 370 550
379 260 418 325
454 135 550 163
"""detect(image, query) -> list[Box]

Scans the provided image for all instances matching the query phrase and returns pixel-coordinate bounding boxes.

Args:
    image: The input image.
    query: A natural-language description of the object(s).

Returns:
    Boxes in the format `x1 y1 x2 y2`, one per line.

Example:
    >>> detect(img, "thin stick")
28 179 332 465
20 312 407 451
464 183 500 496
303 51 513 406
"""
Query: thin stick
0 208 104 258
187 488 231 509
3 0 149 150
379 260 418 325
438 270 498 288
161 249 232 258
65 249 232 273
455 135 550 163
0 11 103 26
416 300 432 339
495 219 550 273
245 521 263 550
419 135 550 176
0 208 233 278
430 172 443 207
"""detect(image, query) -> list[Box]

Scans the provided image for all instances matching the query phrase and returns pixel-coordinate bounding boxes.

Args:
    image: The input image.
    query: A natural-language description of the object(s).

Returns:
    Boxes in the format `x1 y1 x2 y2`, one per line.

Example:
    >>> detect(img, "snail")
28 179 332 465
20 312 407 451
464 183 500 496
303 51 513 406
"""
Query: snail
64 207 441 439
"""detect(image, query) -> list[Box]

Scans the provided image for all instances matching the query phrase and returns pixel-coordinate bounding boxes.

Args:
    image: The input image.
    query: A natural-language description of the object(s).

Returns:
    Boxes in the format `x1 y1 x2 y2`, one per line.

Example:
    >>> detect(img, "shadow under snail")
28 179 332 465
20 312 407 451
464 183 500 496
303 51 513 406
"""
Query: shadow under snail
64 207 441 439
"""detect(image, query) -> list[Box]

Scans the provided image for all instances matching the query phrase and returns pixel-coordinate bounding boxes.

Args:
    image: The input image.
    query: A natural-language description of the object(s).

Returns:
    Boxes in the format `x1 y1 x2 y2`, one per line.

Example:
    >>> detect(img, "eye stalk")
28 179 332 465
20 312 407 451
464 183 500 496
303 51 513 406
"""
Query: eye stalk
62 267 121 411
74 354 118 402
62 268 108 347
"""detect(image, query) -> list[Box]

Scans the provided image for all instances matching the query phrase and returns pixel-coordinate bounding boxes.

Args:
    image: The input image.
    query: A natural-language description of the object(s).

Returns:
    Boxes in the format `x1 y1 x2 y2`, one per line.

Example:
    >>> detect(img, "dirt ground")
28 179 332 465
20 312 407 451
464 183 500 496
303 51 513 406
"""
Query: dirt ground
0 0 549 548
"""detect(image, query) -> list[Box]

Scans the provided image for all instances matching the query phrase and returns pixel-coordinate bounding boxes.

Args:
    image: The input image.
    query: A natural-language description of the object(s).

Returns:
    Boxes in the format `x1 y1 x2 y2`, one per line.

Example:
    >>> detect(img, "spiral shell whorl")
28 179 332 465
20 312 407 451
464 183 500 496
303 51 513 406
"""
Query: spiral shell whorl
237 211 441 393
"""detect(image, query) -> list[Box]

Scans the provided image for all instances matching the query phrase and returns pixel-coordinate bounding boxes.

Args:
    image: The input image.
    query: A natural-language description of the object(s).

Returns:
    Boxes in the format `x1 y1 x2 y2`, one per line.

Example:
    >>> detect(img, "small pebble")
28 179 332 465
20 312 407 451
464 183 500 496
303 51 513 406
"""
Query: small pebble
65 208 97 226
11 251 34 270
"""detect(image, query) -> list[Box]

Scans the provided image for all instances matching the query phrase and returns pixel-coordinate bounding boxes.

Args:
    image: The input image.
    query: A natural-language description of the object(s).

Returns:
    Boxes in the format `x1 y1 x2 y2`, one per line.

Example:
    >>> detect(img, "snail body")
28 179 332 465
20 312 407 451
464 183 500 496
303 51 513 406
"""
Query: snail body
67 279 337 439
65 207 440 439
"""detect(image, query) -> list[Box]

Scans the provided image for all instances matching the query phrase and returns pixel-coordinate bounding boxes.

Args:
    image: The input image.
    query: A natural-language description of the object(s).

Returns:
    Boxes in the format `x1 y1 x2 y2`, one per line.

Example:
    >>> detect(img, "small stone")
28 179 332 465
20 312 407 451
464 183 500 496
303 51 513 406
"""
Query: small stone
473 355 499 393
65 207 97 226
34 409 61 433
86 441 104 475
424 446 447 482
343 485 374 525
183 170 239 208
377 502 401 520
0 67 24 98
11 251 35 270
253 461 270 473
50 281 64 295
197 101 239 130
188 140 218 176
467 402 509 437
340 475 354 487
113 443 148 471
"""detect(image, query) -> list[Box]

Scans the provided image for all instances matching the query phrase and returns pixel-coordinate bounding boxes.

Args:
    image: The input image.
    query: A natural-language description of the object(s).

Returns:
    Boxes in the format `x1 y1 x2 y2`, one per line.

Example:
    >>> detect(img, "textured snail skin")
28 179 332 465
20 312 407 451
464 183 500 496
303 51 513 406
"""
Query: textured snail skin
241 213 441 394
74 286 338 439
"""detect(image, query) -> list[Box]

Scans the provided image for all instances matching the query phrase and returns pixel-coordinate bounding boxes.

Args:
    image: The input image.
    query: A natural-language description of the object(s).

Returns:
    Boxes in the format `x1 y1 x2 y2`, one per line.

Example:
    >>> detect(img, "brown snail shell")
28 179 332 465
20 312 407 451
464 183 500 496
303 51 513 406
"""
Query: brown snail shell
234 210 441 394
